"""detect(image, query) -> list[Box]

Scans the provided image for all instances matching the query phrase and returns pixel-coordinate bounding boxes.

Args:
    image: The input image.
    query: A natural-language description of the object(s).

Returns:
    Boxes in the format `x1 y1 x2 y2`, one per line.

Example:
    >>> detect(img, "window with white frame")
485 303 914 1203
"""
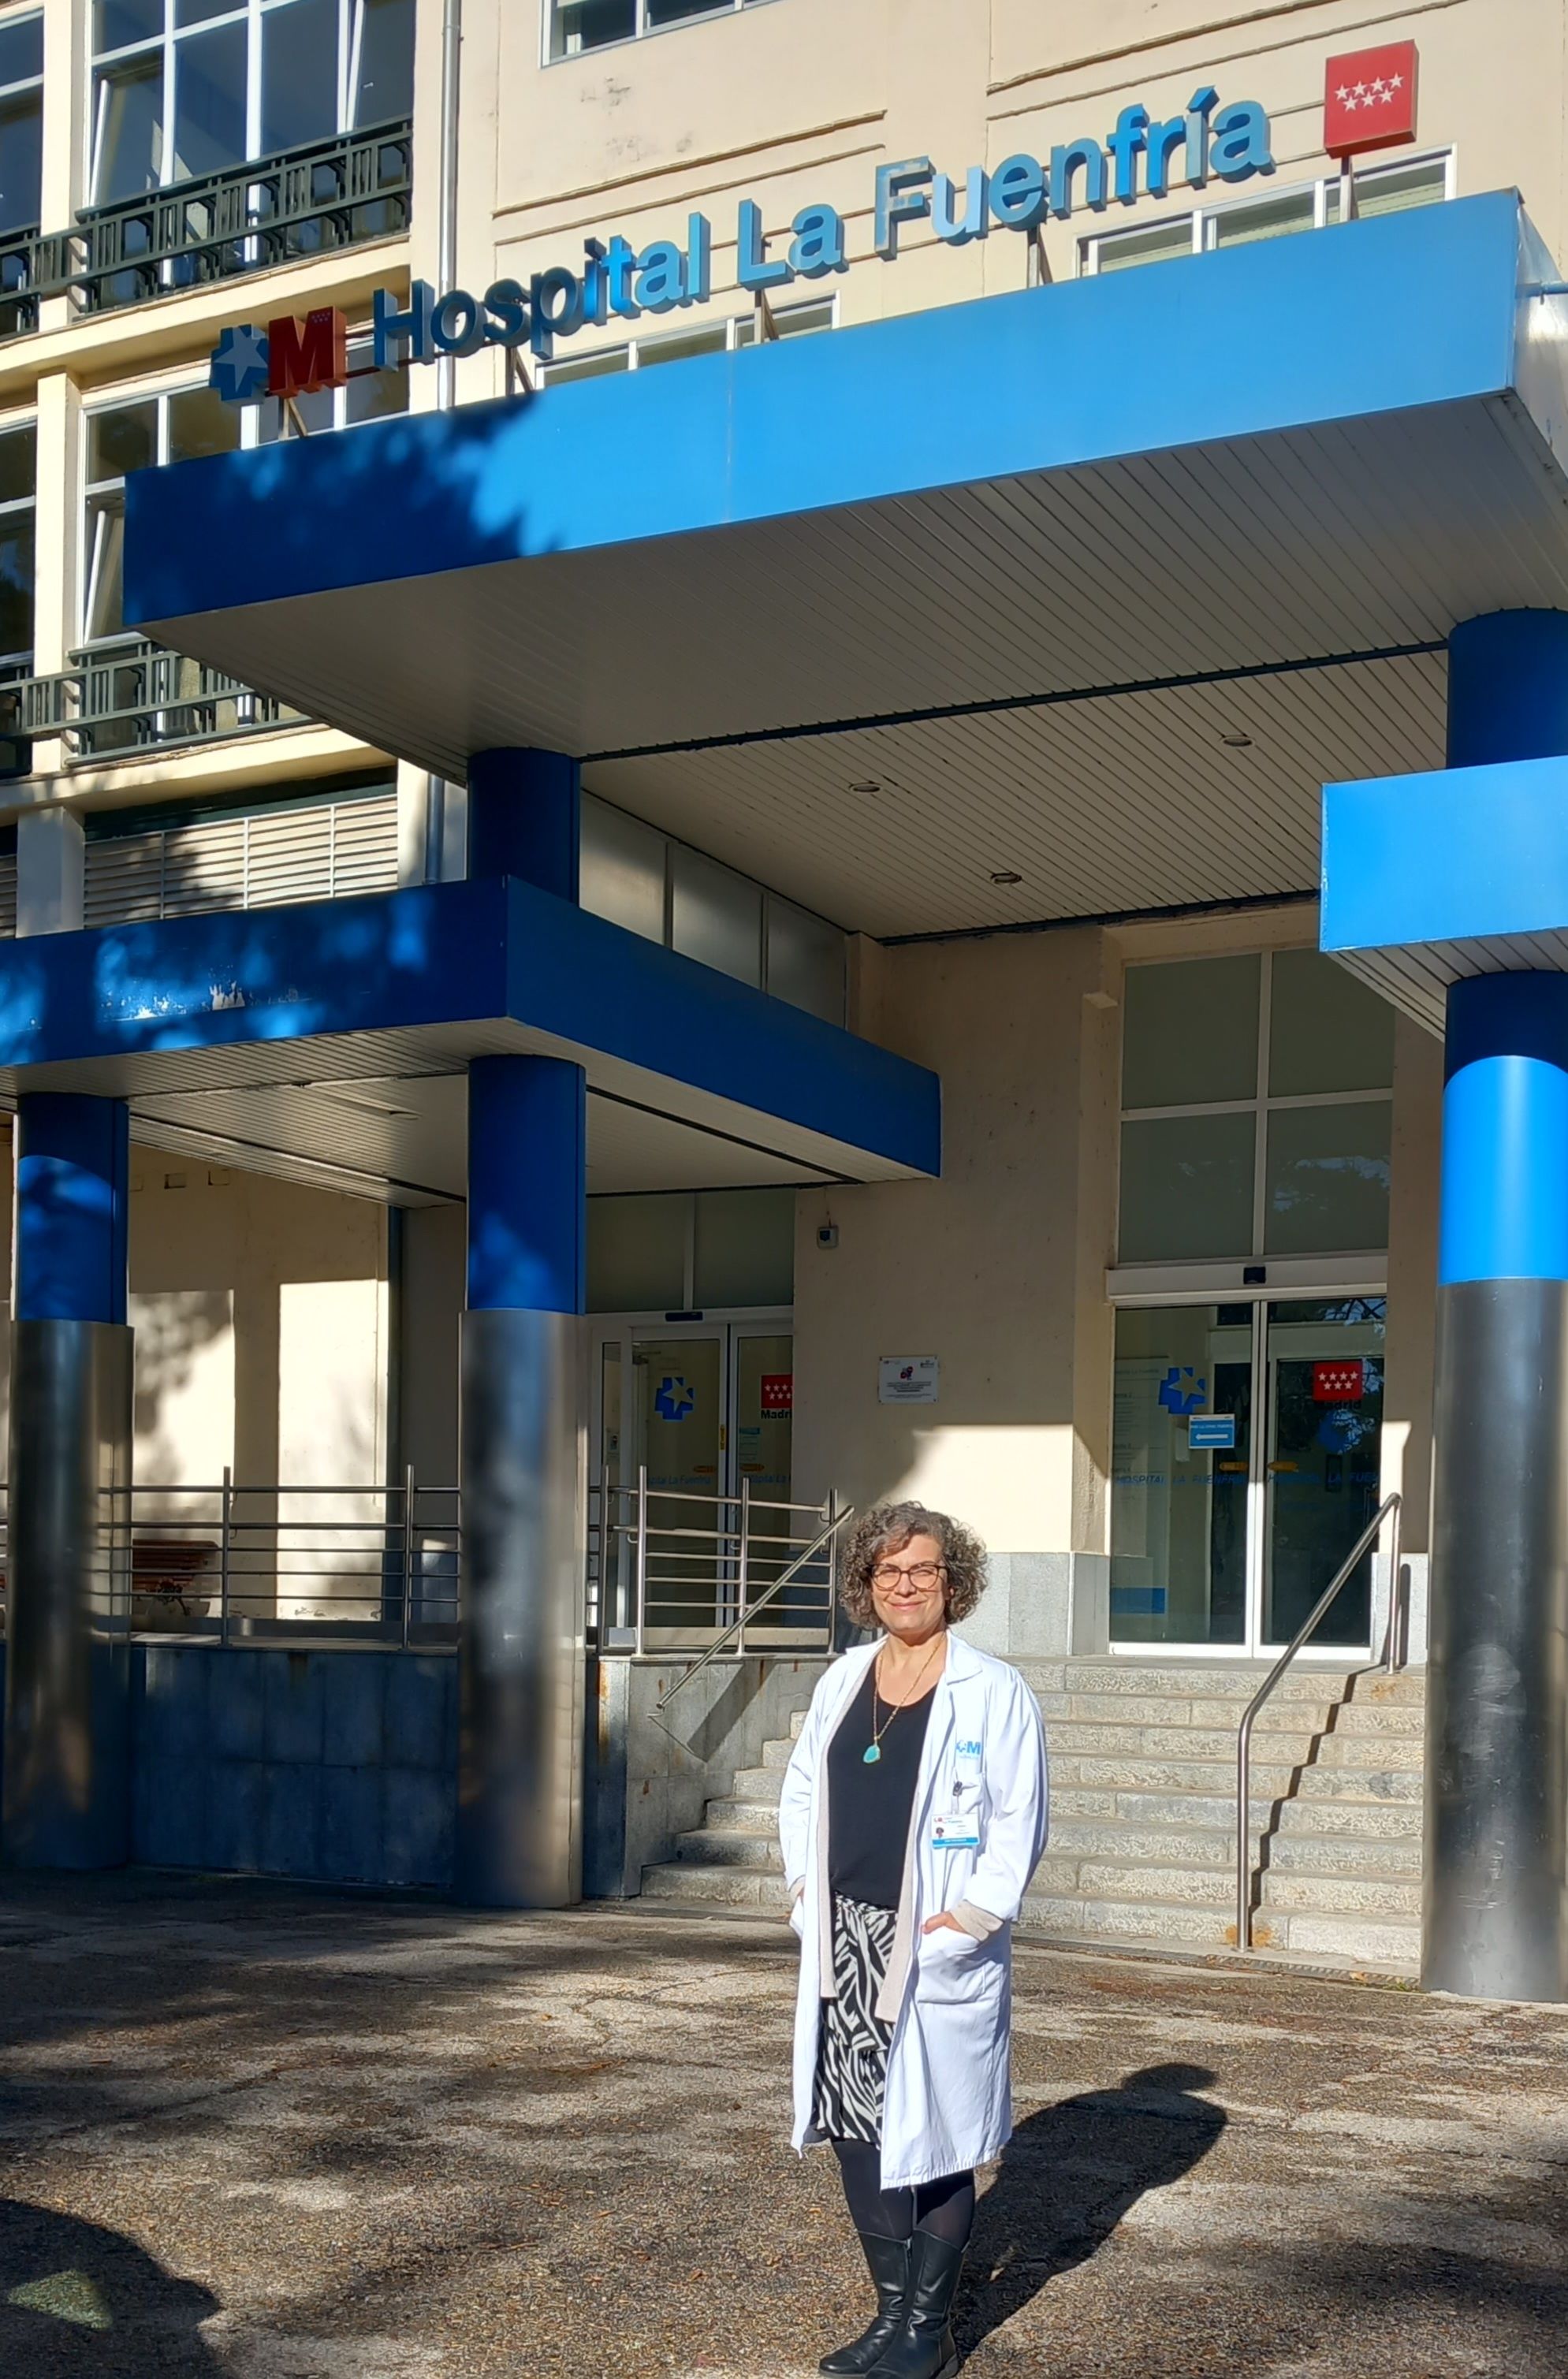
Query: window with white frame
548 0 769 64
0 11 42 235
0 417 33 673
81 347 404 644
89 0 414 206
581 791 847 1025
1117 949 1395 1267
1077 151 1453 279
541 294 835 385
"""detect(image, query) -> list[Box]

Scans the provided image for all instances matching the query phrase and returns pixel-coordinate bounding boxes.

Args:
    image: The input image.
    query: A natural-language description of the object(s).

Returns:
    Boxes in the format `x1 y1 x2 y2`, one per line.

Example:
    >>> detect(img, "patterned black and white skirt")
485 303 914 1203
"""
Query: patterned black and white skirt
813 1894 898 2144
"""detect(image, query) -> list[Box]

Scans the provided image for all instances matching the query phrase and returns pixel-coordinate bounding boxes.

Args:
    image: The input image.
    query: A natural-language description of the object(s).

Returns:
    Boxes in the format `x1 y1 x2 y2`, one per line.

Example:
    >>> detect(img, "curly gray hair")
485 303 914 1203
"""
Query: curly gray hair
840 1500 989 1629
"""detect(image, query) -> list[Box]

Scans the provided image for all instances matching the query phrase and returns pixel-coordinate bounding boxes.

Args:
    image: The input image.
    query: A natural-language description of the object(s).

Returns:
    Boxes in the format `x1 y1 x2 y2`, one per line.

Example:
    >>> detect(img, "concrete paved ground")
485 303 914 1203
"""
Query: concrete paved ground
0 1877 1564 2377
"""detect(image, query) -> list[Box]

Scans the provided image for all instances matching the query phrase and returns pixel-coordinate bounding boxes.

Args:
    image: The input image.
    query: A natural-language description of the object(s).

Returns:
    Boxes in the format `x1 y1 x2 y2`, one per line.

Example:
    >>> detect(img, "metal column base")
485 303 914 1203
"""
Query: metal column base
1425 1279 1568 2002
456 1306 584 1907
2 1320 133 1871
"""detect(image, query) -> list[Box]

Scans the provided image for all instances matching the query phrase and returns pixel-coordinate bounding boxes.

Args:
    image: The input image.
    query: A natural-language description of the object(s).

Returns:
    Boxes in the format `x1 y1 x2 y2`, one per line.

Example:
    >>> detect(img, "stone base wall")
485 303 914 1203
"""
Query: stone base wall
132 1645 456 1889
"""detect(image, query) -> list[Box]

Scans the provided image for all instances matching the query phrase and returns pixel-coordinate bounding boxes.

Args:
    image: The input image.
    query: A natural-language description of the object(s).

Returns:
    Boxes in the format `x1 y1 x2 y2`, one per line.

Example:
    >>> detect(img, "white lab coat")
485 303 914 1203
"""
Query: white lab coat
777 1630 1049 2191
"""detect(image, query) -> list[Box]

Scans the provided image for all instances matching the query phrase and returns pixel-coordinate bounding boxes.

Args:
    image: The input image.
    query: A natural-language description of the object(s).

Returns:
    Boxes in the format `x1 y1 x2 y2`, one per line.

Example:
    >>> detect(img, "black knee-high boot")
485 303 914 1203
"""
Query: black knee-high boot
818 2232 911 2376
866 2228 964 2379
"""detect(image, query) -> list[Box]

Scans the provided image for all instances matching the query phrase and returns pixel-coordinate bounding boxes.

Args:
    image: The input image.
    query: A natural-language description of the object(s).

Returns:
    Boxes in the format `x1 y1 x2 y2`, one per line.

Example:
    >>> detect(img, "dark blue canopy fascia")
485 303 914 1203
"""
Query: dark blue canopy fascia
0 876 940 1182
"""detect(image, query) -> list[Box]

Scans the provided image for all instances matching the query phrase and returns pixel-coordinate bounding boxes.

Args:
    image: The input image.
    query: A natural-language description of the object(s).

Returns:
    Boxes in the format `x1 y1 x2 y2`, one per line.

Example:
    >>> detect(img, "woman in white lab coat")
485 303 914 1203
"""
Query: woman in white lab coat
779 1502 1048 2379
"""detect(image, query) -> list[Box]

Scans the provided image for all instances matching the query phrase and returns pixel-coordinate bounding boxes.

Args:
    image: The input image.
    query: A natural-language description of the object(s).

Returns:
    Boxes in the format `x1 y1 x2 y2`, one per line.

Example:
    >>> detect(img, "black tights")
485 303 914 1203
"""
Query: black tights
831 2140 975 2248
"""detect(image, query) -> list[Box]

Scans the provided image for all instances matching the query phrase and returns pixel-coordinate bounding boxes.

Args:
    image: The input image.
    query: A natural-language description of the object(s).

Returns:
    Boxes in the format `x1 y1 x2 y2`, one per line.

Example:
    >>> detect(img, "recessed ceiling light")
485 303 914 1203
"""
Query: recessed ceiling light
1220 731 1253 748
848 780 882 795
989 869 1023 885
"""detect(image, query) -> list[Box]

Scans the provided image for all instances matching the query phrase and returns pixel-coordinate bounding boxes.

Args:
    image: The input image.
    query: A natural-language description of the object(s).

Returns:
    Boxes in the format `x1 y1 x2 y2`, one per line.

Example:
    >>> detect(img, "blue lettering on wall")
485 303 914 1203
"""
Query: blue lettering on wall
789 202 847 277
228 87 1273 395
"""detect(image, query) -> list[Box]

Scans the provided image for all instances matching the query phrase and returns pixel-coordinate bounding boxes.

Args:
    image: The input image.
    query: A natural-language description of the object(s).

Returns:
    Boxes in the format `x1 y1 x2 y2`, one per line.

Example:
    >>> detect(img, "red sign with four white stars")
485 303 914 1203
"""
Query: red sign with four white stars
1324 41 1418 158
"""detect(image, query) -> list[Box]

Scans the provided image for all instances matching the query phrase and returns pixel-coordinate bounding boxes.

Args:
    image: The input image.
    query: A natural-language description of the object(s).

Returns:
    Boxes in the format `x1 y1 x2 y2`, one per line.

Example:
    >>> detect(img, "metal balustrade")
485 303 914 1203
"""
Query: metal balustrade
0 1477 458 1649
0 225 72 340
3 122 413 330
0 641 309 765
0 1469 844 1662
589 1468 843 1655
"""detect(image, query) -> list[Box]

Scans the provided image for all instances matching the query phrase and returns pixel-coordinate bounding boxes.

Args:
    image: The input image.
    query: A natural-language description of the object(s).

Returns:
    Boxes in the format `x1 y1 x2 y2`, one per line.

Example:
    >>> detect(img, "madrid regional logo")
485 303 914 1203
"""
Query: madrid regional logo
208 323 272 404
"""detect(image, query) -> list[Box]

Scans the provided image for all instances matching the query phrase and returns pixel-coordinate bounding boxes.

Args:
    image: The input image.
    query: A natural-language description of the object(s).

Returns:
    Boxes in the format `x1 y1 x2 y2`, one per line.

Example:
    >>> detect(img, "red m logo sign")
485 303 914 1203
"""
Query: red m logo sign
266 307 349 398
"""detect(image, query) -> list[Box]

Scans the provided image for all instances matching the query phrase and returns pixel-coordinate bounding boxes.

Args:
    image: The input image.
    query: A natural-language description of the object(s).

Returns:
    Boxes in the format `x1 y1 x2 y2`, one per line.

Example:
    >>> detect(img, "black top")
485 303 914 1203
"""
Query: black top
827 1660 936 1911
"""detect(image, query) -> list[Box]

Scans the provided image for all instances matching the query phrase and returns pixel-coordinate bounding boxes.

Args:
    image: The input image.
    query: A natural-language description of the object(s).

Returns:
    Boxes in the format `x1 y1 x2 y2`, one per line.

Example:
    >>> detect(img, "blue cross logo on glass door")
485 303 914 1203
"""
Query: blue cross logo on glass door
1157 1366 1208 1416
654 1375 695 1423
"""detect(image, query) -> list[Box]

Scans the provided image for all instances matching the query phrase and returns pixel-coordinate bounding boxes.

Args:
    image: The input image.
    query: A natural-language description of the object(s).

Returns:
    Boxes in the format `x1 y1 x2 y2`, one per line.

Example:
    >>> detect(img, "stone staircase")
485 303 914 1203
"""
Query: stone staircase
639 1656 1427 1974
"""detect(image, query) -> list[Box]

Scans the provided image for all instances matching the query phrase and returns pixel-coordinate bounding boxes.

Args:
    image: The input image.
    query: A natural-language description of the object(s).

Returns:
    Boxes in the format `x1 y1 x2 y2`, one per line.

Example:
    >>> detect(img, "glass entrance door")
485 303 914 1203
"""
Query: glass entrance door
592 1316 794 1639
1111 1305 1253 1646
632 1328 725 1631
1111 1295 1384 1654
1263 1298 1384 1649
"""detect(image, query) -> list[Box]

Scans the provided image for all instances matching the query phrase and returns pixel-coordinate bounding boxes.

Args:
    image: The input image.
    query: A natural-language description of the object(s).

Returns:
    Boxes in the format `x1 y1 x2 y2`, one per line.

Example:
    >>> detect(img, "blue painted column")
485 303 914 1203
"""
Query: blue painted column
457 749 587 1908
3 1094 134 1870
1427 610 1568 2001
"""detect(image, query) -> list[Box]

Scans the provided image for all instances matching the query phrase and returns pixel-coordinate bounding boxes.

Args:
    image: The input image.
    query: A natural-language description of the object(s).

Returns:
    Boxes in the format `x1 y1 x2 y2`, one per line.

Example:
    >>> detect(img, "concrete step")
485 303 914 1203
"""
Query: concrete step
1042 1713 1422 1762
1034 1851 1421 1915
703 1796 787 1830
641 1860 788 1908
1048 1819 1235 1867
1292 1763 1422 1804
730 1765 784 1802
1021 1660 1425 1706
1048 1750 1423 1796
673 1827 778 1870
1270 1793 1423 1841
1268 1832 1422 1876
1260 1869 1423 1917
1020 1889 1418 1968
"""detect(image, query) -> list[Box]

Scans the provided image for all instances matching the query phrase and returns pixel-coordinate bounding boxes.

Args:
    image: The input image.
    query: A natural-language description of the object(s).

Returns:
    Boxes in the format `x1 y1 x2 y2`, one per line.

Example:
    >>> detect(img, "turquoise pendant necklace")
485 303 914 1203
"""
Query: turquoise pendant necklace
864 1638 941 1764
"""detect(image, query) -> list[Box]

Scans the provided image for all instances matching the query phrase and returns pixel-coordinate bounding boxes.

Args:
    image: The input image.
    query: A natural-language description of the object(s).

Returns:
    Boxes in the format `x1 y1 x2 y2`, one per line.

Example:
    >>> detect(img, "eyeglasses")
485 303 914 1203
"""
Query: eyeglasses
871 1561 947 1589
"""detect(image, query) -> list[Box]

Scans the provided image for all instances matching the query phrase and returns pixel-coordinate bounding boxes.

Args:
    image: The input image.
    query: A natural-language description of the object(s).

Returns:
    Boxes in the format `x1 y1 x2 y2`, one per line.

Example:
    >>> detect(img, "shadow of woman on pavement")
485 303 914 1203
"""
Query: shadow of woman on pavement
956 2061 1227 2359
0 2195 222 2373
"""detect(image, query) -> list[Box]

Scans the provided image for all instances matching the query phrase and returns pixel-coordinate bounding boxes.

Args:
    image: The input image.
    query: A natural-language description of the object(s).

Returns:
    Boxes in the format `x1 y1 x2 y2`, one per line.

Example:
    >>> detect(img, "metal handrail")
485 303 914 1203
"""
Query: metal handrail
1235 1490 1402 1951
652 1498 854 1733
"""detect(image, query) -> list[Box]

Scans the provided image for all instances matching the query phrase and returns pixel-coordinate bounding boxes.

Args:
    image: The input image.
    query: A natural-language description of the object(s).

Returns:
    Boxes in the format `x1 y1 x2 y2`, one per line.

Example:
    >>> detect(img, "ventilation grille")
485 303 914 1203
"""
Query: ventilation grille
0 854 15 938
84 793 399 928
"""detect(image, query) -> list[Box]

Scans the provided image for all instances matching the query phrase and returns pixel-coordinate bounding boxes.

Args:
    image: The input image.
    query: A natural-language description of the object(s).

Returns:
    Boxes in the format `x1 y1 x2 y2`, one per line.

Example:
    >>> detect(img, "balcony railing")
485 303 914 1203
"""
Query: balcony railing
0 119 412 337
0 641 311 767
0 225 73 339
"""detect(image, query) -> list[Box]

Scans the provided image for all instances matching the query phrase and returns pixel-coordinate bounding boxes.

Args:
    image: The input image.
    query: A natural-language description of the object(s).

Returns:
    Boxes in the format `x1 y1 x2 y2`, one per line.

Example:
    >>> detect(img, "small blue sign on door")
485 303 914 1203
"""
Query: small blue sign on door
1188 1414 1237 1451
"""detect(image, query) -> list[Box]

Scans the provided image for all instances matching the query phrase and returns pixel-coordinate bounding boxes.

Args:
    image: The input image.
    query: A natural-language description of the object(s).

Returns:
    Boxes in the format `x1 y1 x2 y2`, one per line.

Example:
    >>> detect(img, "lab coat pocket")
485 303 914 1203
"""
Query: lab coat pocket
788 1895 805 1939
914 1928 1004 2007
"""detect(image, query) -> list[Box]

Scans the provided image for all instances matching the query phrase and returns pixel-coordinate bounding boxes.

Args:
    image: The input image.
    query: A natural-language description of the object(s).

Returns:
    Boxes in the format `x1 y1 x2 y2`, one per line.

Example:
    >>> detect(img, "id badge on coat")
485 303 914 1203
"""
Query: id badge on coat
933 1736 985 1850
931 1806 981 1850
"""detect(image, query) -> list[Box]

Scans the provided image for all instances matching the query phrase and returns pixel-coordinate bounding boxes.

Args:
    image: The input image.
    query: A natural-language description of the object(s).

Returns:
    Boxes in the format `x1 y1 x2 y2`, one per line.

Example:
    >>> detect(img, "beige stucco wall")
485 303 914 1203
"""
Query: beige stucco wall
456 0 1568 404
791 921 1118 1554
127 1154 390 1492
793 902 1444 1582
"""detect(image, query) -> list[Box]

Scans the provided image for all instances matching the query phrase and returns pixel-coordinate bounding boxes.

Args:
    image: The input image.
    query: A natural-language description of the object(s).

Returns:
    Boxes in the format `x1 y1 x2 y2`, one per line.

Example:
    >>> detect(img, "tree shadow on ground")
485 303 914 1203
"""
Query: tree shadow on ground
957 2062 1226 2358
0 2196 222 2374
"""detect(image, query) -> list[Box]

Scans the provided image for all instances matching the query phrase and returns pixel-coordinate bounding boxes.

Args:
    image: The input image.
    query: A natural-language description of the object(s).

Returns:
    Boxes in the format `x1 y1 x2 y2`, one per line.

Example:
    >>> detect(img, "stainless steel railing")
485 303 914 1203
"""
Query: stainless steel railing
0 1475 459 1648
0 1466 843 1663
149 1472 459 1644
588 1466 843 1656
650 1500 856 1736
1235 1491 1404 1952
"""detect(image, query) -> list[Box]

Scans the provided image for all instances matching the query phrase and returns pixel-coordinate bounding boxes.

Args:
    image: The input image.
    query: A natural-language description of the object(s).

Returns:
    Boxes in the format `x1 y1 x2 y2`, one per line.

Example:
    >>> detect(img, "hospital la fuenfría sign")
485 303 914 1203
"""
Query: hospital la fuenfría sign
208 87 1276 404
209 34 1426 408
